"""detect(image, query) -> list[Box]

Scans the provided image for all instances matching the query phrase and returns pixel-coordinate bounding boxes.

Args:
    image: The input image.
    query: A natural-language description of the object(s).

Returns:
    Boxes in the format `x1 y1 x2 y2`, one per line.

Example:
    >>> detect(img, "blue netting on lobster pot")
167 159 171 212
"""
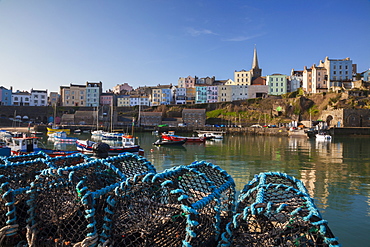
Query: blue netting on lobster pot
99 162 235 247
25 159 126 247
237 172 311 212
4 151 49 163
25 152 157 247
102 152 156 177
187 160 236 235
45 152 92 169
0 154 52 246
218 173 340 247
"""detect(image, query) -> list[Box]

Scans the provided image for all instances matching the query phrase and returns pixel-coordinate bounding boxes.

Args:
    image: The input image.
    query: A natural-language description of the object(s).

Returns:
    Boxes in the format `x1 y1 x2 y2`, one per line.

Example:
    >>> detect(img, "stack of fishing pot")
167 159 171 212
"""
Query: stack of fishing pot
0 152 52 246
99 160 235 247
25 152 156 247
218 172 340 247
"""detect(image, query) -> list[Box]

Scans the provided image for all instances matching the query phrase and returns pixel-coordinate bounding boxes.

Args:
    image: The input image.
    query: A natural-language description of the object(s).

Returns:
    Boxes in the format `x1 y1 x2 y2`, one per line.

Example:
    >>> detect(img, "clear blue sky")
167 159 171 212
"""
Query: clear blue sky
0 0 369 93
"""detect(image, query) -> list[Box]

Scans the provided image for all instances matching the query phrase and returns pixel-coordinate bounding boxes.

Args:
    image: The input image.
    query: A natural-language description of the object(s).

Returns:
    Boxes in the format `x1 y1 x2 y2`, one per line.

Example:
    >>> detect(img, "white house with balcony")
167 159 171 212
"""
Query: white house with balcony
12 91 31 106
30 89 47 106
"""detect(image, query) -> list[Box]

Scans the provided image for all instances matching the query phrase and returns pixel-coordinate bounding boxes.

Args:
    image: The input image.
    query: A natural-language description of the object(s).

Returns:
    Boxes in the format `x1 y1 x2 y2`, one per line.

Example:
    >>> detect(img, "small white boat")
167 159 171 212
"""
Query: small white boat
48 131 78 143
316 132 332 141
76 135 142 155
102 132 123 139
91 130 105 137
196 131 224 140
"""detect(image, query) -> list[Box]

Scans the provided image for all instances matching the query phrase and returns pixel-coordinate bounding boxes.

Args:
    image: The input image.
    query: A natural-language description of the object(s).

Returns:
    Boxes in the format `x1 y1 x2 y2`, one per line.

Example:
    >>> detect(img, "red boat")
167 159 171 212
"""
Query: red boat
161 133 205 143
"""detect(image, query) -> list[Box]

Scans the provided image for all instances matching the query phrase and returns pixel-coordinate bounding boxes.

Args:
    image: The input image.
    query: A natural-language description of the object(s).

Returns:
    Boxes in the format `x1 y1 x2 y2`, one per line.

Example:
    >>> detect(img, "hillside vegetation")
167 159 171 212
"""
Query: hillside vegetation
150 91 370 126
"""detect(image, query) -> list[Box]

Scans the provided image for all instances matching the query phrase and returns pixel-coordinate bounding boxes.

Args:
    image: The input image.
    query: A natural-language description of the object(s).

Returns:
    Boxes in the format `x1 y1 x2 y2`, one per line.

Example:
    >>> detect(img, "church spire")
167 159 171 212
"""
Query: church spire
252 45 259 69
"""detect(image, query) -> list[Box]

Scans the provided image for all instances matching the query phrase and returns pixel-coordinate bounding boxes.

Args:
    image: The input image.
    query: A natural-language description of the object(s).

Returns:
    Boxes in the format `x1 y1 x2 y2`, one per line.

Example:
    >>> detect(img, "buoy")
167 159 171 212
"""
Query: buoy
150 149 154 152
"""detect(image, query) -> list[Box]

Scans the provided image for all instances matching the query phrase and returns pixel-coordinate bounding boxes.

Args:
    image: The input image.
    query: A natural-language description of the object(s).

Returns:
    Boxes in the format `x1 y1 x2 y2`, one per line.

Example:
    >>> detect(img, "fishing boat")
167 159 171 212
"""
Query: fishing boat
6 136 80 157
161 133 205 143
153 139 187 146
48 131 78 143
47 126 71 135
76 135 143 155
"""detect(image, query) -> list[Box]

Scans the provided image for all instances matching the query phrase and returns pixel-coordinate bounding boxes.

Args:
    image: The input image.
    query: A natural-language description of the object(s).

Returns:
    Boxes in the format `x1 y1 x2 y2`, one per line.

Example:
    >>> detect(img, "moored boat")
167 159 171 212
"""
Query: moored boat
76 135 143 155
161 133 205 143
7 136 80 157
196 130 224 139
48 131 78 143
153 139 187 146
102 132 123 140
47 126 71 135
316 132 332 141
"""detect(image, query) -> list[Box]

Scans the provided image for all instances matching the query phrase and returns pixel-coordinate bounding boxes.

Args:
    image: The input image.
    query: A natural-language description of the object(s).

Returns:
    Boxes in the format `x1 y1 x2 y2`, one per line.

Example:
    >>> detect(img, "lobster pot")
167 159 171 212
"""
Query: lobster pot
4 151 49 163
100 163 235 247
25 154 157 247
242 172 310 193
102 152 156 178
219 174 340 247
0 156 52 246
187 161 236 231
46 152 91 168
237 172 310 211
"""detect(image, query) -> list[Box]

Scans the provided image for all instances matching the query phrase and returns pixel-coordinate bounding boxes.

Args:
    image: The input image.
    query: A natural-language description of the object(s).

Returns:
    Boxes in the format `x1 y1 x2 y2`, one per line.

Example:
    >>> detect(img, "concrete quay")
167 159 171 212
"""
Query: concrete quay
3 125 370 137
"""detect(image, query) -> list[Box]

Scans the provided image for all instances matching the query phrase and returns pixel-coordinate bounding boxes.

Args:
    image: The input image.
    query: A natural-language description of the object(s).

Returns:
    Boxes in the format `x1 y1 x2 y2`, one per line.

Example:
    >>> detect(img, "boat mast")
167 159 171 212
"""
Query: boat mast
110 100 113 132
137 104 141 127
53 103 56 127
96 106 99 130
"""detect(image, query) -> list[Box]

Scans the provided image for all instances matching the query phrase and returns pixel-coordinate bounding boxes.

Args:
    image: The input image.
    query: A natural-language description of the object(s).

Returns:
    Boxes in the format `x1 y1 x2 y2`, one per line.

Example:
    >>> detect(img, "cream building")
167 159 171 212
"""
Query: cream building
60 84 86 106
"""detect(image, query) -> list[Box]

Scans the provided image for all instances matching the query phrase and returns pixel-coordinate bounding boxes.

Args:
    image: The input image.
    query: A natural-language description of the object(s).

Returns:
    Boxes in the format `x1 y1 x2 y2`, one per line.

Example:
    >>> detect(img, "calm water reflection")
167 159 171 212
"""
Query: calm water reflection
43 132 370 246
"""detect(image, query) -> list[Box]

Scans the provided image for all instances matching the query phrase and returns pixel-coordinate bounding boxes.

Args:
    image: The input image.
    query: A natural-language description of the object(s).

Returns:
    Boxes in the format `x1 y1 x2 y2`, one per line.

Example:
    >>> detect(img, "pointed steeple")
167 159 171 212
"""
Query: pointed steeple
252 45 259 69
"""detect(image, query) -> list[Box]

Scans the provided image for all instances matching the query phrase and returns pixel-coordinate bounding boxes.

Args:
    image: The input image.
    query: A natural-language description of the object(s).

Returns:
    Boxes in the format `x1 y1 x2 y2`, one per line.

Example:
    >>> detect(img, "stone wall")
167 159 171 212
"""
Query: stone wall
320 108 370 127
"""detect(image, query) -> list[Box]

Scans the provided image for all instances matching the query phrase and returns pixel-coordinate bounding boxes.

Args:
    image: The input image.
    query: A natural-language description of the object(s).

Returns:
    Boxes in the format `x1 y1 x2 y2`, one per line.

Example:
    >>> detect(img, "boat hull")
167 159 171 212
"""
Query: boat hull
11 148 80 157
76 140 143 155
162 134 205 143
47 127 70 135
153 139 186 146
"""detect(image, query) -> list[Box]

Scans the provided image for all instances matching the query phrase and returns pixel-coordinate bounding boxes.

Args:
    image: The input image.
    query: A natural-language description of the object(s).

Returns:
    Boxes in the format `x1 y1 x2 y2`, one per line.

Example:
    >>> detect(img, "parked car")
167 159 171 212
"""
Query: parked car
250 124 263 128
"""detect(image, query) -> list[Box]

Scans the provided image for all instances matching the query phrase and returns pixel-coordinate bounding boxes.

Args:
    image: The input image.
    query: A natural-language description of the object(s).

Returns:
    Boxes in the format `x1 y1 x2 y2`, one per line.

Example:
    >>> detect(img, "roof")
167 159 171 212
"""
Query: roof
141 112 163 116
182 109 206 113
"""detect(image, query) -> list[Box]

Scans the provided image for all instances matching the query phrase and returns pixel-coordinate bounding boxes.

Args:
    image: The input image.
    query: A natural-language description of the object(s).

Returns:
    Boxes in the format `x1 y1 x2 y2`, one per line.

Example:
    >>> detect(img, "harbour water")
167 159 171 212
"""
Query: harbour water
42 131 370 246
